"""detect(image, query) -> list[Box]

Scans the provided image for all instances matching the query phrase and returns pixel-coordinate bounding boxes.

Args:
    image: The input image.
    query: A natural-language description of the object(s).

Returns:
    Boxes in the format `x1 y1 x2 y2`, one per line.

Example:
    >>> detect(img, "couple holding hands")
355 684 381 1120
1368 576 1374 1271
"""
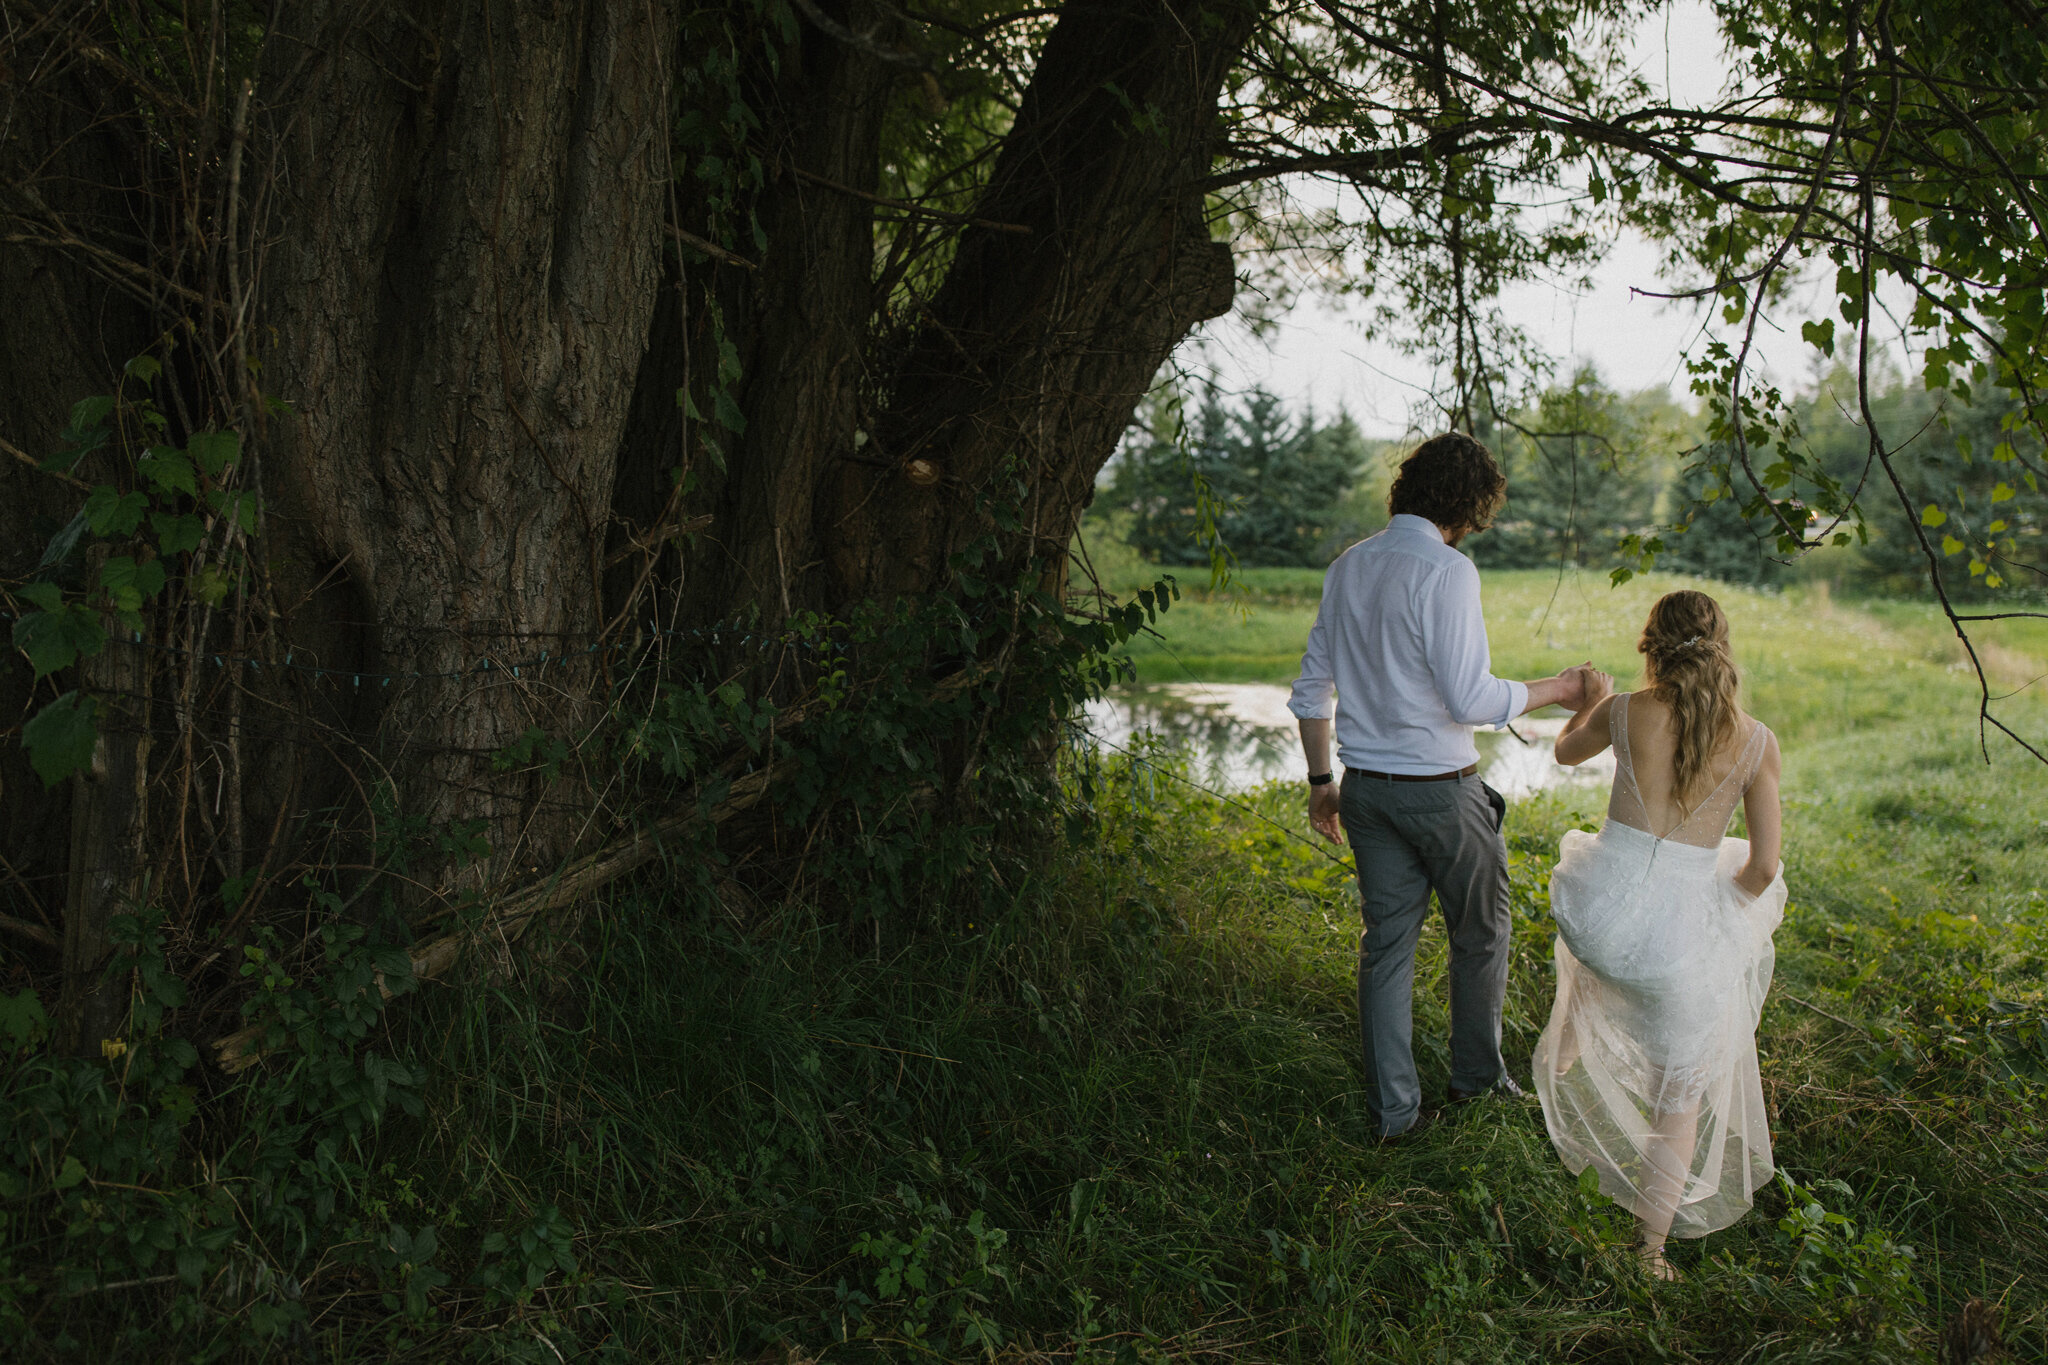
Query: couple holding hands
1288 433 1786 1279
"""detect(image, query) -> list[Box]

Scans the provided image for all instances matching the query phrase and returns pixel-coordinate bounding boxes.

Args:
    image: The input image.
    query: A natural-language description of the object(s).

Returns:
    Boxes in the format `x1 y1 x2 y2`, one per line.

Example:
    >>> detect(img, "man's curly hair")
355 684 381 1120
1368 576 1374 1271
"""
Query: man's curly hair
1386 432 1508 533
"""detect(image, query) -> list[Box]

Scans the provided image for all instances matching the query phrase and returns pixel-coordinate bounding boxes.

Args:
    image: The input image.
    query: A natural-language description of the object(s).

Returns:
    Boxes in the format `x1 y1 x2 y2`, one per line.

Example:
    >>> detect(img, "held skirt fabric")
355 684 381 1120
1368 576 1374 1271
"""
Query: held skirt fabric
1531 820 1787 1237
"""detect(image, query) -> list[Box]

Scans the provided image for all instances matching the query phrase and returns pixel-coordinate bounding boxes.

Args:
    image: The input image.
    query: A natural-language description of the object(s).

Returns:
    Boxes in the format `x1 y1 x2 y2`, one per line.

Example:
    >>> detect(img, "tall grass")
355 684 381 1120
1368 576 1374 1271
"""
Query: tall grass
349 570 2046 1359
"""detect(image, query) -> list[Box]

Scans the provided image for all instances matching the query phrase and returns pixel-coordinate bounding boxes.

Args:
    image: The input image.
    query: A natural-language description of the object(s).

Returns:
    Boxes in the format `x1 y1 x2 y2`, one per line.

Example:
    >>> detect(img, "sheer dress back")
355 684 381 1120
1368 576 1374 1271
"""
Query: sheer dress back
1607 691 1770 848
1531 691 1786 1240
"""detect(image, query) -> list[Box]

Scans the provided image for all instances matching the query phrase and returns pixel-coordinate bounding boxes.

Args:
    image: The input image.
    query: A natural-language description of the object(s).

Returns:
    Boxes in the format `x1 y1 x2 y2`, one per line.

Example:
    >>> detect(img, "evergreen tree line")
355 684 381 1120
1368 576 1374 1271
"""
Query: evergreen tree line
1105 371 2045 599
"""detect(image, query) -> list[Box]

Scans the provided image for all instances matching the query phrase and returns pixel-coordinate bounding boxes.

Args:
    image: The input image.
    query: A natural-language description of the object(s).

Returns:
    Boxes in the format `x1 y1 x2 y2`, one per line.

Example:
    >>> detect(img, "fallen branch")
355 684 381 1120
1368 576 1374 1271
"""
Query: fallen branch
213 756 799 1072
0 913 59 949
791 168 1032 233
663 225 757 270
211 662 998 1072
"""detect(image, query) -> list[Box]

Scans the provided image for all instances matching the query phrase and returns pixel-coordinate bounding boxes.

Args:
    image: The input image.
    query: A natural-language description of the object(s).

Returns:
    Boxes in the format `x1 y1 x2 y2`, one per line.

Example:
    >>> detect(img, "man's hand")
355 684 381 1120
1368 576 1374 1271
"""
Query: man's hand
1548 663 1613 716
1297 716 1343 843
1524 661 1596 714
1309 782 1344 844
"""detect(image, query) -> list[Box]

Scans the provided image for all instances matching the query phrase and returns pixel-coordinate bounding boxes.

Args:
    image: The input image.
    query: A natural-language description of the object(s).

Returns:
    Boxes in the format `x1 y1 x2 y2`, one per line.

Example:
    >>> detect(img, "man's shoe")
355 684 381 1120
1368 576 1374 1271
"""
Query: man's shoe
1448 1075 1528 1105
1378 1111 1436 1146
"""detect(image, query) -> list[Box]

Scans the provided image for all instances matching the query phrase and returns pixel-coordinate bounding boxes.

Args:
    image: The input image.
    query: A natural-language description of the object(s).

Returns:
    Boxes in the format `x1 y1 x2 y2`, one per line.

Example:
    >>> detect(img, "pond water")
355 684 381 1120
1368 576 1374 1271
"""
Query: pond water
1081 683 1616 799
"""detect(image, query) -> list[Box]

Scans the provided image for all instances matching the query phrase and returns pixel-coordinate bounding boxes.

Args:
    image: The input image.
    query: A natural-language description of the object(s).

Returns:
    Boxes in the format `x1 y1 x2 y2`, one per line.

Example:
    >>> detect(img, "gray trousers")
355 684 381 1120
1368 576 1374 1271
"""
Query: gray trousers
1339 769 1511 1136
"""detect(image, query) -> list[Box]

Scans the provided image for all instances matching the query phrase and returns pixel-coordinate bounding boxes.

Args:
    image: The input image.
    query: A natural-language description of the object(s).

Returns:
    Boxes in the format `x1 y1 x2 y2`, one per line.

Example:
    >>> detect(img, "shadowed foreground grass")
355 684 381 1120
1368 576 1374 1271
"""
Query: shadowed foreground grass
361 638 2047 1359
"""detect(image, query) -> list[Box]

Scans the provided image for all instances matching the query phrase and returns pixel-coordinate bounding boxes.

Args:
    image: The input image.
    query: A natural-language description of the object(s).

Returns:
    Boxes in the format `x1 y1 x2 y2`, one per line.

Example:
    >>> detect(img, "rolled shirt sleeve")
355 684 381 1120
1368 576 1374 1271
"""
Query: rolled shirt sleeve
1422 559 1526 729
1287 587 1338 721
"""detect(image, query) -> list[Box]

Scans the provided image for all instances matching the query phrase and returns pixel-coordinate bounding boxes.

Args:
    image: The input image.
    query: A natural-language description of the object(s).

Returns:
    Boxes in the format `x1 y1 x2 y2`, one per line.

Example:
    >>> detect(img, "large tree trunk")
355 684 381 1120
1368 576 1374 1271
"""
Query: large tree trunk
654 0 1251 651
258 0 675 899
832 0 1250 602
0 26 157 1038
5 0 1262 1002
57 591 151 1055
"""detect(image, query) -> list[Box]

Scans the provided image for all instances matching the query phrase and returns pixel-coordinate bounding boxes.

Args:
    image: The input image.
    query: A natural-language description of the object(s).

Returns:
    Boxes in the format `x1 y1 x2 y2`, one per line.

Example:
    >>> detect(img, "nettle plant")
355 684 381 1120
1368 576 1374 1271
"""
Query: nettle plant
11 353 257 785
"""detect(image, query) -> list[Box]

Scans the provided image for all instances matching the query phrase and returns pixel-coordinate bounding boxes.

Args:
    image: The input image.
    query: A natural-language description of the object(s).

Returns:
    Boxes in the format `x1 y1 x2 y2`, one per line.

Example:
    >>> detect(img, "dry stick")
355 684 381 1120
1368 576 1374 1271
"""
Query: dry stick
1780 992 1869 1035
209 663 994 1071
212 754 796 1072
1720 6 1866 549
790 167 1032 233
0 914 59 949
664 224 755 270
0 432 90 489
223 78 252 884
1851 172 2048 766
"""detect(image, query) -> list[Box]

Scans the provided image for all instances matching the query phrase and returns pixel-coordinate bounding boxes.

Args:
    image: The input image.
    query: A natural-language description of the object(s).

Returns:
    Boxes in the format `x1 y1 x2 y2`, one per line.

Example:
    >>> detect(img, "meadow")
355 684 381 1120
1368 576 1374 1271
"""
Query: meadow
290 565 2048 1361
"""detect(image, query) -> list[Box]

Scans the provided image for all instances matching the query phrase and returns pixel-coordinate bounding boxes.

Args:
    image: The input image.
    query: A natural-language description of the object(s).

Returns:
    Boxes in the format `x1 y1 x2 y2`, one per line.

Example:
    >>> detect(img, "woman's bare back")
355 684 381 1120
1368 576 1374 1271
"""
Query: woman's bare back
1607 691 1765 847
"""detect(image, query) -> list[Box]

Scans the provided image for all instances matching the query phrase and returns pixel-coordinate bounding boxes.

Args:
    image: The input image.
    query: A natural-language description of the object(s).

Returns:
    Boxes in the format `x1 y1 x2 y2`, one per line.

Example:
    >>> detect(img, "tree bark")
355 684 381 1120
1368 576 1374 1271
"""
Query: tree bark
257 0 675 898
0 22 156 968
56 593 150 1056
673 7 895 636
829 0 1252 602
4 0 1263 997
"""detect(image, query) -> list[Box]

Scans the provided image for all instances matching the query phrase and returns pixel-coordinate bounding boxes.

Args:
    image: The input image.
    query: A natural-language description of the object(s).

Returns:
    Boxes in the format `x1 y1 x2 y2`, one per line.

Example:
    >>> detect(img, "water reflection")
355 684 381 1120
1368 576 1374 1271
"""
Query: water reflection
1081 683 1615 798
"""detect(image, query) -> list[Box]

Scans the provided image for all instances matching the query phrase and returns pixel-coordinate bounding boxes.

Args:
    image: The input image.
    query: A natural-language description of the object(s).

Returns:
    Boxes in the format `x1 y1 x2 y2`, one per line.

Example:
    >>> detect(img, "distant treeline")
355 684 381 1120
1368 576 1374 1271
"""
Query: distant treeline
1099 370 2045 599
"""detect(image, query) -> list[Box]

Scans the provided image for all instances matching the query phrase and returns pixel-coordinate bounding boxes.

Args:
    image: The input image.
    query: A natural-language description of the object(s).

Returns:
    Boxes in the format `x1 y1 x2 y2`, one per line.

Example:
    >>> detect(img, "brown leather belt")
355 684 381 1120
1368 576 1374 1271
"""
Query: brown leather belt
1347 763 1478 783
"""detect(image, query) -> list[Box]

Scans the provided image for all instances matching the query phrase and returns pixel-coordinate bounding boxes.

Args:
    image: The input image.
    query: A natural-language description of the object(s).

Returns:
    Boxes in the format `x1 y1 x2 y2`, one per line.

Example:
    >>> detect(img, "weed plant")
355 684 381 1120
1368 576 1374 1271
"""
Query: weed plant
10 573 2042 1359
335 686 2044 1359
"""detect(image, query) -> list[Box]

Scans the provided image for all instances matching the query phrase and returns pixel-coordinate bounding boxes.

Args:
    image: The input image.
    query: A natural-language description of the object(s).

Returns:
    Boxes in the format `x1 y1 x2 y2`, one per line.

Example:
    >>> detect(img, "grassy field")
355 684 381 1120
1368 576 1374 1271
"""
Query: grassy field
310 567 2048 1360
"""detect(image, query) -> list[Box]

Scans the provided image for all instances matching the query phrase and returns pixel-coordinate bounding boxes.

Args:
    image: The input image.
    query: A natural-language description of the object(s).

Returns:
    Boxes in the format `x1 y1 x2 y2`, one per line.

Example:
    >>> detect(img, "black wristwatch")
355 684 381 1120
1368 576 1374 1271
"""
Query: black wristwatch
1307 771 1334 786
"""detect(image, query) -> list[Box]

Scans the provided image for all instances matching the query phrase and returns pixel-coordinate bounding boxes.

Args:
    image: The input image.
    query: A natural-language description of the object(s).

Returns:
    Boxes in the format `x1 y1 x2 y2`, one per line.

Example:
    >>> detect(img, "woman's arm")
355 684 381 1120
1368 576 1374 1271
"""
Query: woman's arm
1553 685 1616 767
1734 730 1783 897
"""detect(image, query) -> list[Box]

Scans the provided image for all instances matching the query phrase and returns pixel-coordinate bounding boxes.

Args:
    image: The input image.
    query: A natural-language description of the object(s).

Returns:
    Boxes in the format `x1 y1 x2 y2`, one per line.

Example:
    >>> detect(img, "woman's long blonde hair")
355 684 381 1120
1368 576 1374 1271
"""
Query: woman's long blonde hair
1638 590 1742 803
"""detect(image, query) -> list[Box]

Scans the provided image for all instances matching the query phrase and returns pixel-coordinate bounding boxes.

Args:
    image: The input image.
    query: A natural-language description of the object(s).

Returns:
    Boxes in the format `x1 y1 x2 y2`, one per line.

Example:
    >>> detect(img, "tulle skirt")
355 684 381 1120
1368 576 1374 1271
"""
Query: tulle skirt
1532 820 1786 1238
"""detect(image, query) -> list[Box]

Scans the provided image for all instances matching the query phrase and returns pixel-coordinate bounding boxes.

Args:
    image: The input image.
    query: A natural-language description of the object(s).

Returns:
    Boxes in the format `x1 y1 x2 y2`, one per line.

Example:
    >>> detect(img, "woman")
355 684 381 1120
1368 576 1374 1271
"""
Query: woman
1533 589 1786 1280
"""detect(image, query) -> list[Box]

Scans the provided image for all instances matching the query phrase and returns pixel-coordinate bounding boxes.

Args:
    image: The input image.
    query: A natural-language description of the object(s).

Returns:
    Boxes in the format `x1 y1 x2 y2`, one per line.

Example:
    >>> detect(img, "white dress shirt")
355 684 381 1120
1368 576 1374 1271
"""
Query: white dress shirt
1287 514 1527 775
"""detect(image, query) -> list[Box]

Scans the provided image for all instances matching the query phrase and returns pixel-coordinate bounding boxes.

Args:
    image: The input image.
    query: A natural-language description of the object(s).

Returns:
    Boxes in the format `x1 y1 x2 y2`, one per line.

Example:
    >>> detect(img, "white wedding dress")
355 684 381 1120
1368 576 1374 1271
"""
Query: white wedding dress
1532 693 1786 1238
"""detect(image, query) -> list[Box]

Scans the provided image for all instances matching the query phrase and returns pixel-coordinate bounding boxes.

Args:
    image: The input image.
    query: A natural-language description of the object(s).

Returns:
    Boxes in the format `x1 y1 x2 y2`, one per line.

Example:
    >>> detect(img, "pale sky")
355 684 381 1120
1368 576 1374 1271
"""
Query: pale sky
1191 1 1838 438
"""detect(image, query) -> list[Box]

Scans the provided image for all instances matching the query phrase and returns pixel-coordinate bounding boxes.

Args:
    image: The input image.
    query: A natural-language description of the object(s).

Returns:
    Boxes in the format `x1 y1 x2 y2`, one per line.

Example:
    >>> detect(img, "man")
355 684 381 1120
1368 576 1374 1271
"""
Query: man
1289 432 1589 1143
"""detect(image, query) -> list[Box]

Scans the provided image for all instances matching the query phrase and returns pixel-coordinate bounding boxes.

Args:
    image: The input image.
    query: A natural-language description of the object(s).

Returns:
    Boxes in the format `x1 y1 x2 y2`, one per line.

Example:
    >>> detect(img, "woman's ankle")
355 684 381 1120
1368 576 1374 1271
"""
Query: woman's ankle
1636 1236 1680 1279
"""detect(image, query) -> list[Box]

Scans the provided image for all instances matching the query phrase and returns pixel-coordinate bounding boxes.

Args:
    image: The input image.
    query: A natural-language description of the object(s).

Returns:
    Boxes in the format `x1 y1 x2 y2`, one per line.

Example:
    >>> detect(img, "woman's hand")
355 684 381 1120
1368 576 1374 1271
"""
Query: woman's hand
1732 862 1778 900
1576 665 1615 710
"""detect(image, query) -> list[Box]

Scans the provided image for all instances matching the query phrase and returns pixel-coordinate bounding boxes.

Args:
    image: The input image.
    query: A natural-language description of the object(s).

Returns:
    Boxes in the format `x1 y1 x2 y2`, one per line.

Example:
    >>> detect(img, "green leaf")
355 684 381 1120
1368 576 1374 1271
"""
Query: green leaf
23 692 98 786
152 511 205 554
12 603 105 677
1990 482 2015 503
1800 318 1836 356
47 396 114 474
18 581 63 613
1920 503 1947 527
136 447 197 496
124 355 162 384
98 556 166 612
65 395 115 440
192 563 232 606
1941 534 1965 556
85 487 149 537
54 1155 89 1190
187 430 241 478
34 509 91 574
207 488 260 534
713 387 747 434
0 988 47 1046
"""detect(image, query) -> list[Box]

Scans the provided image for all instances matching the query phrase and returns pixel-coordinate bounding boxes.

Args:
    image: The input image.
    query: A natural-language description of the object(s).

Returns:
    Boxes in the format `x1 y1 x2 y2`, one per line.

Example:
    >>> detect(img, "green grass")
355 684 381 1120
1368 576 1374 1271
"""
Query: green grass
1110 565 2048 756
322 570 2046 1360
